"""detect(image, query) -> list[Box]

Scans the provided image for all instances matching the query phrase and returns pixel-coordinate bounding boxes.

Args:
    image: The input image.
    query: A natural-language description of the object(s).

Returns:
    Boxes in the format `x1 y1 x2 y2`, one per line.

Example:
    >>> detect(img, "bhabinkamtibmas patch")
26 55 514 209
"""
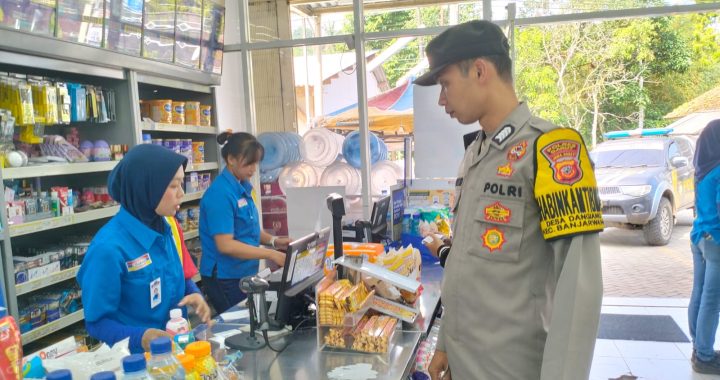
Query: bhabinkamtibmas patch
534 128 604 240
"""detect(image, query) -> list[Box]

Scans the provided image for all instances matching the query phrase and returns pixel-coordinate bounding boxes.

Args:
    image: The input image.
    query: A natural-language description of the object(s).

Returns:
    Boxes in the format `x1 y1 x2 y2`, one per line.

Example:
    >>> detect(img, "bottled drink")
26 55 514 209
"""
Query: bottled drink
176 353 201 380
90 372 116 380
46 370 73 380
165 308 189 335
147 337 184 379
185 341 219 379
122 353 152 379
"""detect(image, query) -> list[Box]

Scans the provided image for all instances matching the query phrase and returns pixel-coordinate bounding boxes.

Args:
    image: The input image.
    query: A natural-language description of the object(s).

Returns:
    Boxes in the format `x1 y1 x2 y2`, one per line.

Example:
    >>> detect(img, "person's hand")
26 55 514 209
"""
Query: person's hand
423 234 445 258
141 328 171 351
274 237 291 251
268 249 286 267
179 293 211 323
429 350 452 380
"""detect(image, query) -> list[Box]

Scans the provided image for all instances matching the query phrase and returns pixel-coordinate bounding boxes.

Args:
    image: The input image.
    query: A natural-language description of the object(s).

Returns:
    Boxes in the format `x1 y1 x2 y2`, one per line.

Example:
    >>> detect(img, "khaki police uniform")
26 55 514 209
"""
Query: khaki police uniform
438 103 604 380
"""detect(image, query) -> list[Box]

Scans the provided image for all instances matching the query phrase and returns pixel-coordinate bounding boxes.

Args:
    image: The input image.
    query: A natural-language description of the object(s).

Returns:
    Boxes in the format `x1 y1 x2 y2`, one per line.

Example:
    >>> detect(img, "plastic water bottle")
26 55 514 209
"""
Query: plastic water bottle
122 354 152 379
147 337 184 379
320 161 361 195
301 128 345 167
176 354 201 380
46 369 73 380
90 372 116 380
342 131 384 169
371 161 402 195
165 308 189 335
278 161 323 195
258 132 303 171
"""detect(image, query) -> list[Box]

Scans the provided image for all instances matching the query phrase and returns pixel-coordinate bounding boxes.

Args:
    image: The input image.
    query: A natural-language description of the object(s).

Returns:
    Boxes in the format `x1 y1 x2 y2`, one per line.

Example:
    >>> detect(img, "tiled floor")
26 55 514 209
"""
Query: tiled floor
592 298 720 380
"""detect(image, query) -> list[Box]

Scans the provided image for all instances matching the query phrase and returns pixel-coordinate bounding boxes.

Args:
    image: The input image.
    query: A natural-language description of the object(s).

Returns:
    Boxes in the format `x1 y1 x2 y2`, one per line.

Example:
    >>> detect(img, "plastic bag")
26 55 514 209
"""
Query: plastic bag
42 338 130 378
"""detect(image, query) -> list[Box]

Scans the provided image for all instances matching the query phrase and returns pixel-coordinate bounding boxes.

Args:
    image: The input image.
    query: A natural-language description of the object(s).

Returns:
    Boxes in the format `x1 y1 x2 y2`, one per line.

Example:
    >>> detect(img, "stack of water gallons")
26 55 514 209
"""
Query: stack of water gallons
258 129 402 197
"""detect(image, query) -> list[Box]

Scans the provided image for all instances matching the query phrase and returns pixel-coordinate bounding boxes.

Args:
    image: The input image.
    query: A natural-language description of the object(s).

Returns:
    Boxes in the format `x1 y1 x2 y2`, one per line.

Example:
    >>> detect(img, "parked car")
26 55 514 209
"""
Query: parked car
590 129 695 245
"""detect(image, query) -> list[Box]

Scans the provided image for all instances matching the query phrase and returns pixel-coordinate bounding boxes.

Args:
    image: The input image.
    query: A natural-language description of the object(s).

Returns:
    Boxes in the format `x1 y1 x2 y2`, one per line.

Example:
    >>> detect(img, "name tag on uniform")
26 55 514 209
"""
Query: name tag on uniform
238 198 248 208
126 253 152 272
150 278 161 309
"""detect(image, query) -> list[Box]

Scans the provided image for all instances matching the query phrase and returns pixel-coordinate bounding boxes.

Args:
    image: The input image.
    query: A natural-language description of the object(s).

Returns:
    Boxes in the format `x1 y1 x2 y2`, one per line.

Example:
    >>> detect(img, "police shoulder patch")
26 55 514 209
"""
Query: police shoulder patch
534 128 604 240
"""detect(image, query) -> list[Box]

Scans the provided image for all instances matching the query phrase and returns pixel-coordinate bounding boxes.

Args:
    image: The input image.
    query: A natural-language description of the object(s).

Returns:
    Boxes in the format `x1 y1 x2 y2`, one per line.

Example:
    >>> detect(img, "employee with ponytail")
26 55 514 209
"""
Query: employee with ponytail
199 131 289 314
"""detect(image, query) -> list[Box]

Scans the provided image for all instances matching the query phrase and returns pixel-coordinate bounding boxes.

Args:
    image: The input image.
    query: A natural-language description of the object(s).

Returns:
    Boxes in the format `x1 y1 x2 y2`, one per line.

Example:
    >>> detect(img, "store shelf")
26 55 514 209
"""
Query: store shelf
186 162 218 172
182 191 205 203
10 206 120 237
184 230 199 240
334 256 421 293
21 310 84 345
142 121 218 134
15 267 80 296
3 161 119 180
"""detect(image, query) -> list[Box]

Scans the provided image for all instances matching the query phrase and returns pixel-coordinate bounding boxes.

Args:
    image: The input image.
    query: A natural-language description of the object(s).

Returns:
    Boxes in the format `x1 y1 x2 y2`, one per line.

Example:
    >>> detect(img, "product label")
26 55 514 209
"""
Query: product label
202 109 211 116
164 104 171 112
175 106 184 113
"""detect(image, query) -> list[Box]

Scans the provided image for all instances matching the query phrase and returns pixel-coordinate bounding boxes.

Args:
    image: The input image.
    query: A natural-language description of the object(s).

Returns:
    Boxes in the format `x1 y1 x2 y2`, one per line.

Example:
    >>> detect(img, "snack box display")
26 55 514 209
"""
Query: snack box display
320 315 398 354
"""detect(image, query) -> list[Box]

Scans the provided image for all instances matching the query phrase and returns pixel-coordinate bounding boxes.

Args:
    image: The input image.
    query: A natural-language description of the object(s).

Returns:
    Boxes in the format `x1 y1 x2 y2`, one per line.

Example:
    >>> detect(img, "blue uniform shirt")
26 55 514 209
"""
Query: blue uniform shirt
692 165 720 245
199 168 261 279
78 208 185 343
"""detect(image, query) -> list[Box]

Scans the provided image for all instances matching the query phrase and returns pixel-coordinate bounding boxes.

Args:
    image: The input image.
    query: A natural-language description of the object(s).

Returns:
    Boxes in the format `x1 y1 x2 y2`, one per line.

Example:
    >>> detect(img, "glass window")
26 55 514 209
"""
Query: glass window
668 141 679 160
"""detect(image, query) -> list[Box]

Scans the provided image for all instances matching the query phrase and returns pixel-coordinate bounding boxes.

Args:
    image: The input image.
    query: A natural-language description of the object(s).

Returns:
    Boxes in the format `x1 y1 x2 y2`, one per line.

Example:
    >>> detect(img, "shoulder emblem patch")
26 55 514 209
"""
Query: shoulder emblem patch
507 140 528 161
540 139 583 185
535 128 604 241
492 125 515 145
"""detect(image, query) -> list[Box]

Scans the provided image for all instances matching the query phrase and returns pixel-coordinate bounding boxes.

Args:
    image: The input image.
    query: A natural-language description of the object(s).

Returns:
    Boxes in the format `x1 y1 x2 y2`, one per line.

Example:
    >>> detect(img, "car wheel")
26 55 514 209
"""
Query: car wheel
643 197 673 246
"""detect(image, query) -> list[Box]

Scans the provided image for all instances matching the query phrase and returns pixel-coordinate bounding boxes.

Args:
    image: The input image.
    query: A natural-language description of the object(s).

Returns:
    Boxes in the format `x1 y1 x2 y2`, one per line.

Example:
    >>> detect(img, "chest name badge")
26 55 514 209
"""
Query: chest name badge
483 182 522 198
484 202 511 223
150 278 162 309
497 163 514 178
507 140 528 161
126 253 152 272
238 198 248 208
482 227 505 252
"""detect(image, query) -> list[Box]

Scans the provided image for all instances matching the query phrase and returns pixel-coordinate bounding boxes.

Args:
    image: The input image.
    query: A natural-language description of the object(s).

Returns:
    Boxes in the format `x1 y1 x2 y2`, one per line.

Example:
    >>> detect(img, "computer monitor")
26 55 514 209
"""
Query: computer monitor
272 227 331 328
369 195 391 242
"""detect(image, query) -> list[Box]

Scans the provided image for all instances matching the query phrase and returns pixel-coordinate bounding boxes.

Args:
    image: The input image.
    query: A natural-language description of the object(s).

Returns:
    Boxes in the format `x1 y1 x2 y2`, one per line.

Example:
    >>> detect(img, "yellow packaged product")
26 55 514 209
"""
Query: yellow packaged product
172 101 185 124
150 99 173 123
185 101 201 125
176 353 201 380
185 341 218 379
200 105 212 126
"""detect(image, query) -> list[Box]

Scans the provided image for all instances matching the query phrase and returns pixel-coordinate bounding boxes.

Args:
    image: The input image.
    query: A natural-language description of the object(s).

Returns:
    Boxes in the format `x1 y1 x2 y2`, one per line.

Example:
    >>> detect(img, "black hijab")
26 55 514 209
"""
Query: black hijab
108 144 187 232
694 120 720 183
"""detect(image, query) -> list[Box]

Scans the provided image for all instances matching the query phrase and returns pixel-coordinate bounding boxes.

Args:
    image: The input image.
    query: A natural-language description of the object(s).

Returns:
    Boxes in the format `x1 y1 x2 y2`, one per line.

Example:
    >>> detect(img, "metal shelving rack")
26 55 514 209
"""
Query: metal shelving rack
0 41 221 348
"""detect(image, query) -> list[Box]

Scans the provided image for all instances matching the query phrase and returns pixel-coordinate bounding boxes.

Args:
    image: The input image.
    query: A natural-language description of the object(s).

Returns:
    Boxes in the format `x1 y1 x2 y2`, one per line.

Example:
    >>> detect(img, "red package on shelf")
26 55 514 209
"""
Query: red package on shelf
0 316 22 380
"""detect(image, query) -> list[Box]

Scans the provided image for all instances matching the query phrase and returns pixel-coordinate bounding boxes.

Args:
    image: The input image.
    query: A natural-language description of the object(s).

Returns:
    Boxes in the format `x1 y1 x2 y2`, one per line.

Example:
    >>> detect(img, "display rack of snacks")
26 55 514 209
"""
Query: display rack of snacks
316 258 419 355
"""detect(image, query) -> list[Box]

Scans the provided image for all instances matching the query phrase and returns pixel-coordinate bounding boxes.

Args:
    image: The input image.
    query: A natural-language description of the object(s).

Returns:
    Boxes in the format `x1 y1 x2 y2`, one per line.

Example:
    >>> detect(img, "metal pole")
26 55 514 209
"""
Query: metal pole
352 0 373 220
239 0 256 136
483 0 492 21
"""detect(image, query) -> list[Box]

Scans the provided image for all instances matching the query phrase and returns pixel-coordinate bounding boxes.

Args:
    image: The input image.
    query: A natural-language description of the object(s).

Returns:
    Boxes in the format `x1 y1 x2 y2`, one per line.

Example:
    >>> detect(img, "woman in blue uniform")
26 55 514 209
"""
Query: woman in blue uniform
689 120 720 374
200 131 289 314
78 144 210 353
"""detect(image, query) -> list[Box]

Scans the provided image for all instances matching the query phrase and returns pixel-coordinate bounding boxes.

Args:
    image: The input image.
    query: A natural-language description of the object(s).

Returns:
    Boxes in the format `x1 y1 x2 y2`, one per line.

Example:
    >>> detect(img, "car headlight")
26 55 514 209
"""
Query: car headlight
619 185 652 197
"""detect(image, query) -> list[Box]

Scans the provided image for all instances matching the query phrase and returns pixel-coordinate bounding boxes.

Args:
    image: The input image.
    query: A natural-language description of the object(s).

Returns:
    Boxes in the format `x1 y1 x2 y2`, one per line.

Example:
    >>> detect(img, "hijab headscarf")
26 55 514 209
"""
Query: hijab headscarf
694 119 720 183
108 144 187 232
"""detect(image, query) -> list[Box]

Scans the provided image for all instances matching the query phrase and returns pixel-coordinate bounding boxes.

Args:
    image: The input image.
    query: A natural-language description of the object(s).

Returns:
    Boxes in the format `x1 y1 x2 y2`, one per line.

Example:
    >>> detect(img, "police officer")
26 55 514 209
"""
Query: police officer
78 144 211 354
199 132 289 314
414 21 604 380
